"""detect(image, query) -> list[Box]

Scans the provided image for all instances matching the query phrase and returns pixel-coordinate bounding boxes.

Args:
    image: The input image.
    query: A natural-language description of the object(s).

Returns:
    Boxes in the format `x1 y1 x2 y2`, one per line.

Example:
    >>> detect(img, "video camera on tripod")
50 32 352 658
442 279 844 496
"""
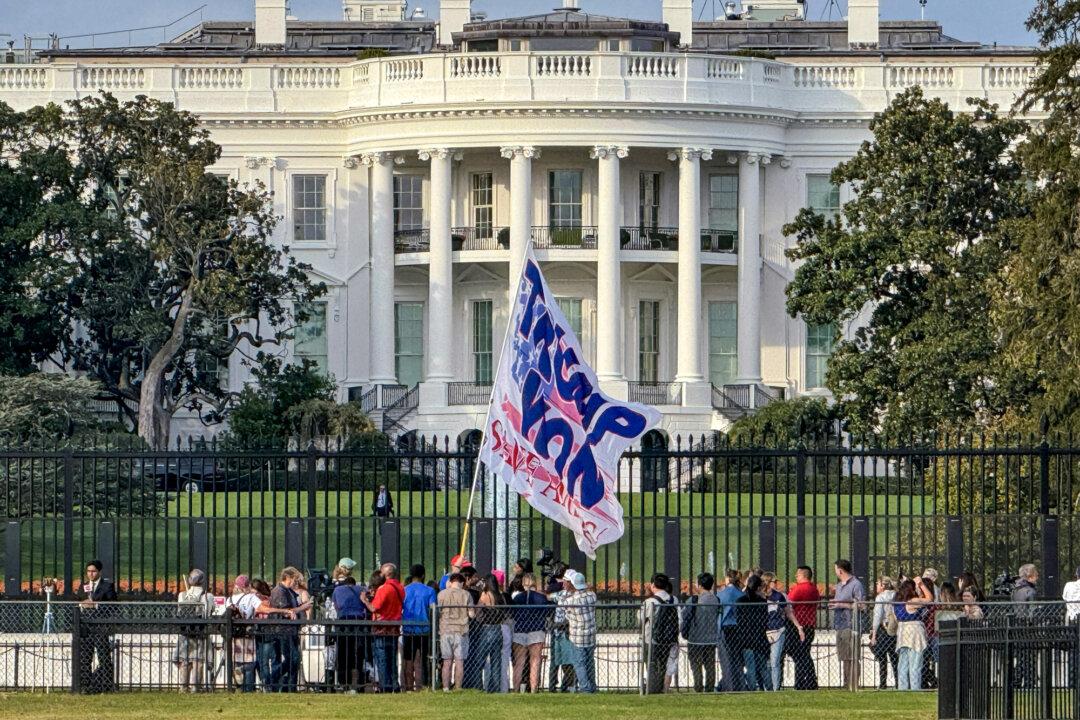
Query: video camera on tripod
535 547 568 594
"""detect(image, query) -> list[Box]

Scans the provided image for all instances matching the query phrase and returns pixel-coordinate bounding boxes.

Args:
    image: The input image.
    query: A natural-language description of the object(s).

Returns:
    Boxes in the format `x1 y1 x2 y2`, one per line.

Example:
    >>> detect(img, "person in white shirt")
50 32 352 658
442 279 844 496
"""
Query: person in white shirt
226 575 262 691
1063 567 1080 624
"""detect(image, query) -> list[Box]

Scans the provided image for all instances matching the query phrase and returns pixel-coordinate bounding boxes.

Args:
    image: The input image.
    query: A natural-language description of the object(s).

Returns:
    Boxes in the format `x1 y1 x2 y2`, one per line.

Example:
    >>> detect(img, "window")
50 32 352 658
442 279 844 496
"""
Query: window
708 301 737 388
294 302 328 376
639 172 661 231
393 175 424 232
549 170 583 228
292 175 327 242
395 302 424 387
708 174 739 234
531 37 598 51
630 38 665 52
508 39 523 52
471 173 494 239
605 38 621 52
806 322 836 389
556 297 583 341
807 174 841 219
472 300 493 383
638 300 660 383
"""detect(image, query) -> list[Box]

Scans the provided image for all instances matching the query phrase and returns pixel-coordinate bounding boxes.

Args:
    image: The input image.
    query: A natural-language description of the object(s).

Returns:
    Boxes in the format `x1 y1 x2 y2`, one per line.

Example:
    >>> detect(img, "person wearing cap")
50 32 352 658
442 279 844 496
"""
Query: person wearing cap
226 575 261 692
547 565 577 692
439 555 472 591
1064 567 1080 624
560 570 597 693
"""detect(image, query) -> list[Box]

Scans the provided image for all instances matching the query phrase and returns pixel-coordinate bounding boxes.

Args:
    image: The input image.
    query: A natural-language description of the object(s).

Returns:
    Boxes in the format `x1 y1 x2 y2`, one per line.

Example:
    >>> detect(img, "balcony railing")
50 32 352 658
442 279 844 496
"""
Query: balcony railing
380 384 409 407
531 225 598 249
451 226 510 251
394 228 430 253
448 382 493 406
713 383 751 412
620 227 737 253
628 381 683 406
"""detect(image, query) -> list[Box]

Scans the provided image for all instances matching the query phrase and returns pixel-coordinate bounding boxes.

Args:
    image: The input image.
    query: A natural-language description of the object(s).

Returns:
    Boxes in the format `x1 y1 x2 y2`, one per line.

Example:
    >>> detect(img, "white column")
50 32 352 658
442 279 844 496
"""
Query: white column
591 145 628 384
670 147 712 385
420 148 456 384
737 151 765 385
501 146 540 293
363 151 396 385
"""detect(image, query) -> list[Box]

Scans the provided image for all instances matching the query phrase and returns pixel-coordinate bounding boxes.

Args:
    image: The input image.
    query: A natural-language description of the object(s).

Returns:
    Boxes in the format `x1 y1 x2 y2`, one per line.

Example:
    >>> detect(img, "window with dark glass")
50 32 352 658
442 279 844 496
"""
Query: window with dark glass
638 300 660 383
549 170 583 228
393 175 424 232
639 172 662 231
471 173 494 239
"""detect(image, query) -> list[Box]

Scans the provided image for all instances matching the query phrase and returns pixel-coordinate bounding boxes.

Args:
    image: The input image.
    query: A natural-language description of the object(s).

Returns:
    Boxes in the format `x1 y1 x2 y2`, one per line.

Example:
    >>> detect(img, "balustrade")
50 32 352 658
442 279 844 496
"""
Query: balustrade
178 67 244 89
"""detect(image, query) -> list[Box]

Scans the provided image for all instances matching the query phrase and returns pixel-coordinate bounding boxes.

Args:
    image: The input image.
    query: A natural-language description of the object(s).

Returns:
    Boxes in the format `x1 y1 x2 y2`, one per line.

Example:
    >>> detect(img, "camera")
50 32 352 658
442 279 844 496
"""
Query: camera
991 571 1017 598
307 568 332 604
535 547 567 594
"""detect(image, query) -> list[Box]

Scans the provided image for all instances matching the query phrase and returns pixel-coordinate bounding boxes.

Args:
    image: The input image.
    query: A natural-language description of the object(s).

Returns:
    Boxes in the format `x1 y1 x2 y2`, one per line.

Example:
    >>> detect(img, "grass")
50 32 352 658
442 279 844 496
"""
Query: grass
0 690 936 720
6 490 940 596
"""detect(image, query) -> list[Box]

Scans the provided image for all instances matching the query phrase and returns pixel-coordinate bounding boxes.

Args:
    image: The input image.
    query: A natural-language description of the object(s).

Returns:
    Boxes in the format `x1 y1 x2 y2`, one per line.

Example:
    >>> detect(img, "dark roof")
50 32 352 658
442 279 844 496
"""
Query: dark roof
691 20 1032 57
41 20 437 58
456 8 676 43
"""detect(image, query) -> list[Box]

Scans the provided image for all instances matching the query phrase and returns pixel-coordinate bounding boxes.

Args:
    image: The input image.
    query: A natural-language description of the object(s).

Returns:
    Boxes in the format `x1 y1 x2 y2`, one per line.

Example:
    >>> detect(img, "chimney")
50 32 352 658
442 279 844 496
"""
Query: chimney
663 0 694 46
847 0 880 47
439 0 471 45
254 0 288 46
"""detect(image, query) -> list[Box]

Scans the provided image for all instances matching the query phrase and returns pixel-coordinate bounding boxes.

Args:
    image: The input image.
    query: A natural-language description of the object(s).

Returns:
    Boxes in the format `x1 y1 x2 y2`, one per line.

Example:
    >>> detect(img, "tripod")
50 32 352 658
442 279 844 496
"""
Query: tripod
41 585 56 634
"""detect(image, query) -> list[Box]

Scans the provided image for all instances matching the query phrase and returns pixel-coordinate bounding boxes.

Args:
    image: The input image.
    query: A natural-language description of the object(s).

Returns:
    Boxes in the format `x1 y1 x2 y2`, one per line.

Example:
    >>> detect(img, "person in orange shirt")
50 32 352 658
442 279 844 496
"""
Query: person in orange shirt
786 566 821 690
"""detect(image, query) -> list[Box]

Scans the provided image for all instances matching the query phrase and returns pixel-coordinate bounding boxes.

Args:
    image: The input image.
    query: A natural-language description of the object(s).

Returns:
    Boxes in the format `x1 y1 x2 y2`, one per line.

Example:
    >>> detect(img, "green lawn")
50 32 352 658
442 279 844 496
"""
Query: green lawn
0 690 936 720
5 490 939 595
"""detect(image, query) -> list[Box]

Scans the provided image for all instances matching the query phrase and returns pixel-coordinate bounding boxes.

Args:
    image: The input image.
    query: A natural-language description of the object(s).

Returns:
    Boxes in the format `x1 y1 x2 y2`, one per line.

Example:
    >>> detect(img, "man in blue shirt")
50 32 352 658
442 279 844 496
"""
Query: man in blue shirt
716 569 746 691
402 564 437 691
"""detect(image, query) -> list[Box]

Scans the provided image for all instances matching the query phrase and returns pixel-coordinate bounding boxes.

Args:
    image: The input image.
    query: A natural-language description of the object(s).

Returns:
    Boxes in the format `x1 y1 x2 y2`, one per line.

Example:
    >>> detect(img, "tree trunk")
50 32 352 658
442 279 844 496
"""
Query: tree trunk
138 290 194 450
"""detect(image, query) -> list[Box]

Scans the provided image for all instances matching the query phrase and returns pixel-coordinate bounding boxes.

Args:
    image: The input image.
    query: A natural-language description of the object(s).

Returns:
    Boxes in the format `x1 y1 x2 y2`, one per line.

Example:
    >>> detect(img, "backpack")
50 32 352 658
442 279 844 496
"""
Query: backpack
679 596 698 640
176 590 212 637
225 598 251 638
883 602 899 636
651 596 679 644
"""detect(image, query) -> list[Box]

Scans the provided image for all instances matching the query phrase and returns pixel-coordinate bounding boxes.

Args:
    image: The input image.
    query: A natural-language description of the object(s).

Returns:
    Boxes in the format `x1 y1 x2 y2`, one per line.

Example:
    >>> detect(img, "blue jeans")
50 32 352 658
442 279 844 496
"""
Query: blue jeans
474 625 503 693
271 636 300 692
569 642 596 693
769 627 786 691
256 639 277 691
372 636 399 692
743 648 772 690
719 627 746 691
897 647 924 690
237 661 257 692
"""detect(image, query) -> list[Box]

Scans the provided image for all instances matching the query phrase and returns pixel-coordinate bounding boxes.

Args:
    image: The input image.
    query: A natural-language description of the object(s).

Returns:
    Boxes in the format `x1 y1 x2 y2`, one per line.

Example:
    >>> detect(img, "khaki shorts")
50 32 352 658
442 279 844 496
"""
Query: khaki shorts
440 633 469 660
836 629 855 662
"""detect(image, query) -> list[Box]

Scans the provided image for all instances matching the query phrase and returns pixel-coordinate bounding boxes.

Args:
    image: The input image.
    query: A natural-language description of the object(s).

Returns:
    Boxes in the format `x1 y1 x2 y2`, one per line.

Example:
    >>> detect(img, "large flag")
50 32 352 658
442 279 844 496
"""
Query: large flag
479 247 662 558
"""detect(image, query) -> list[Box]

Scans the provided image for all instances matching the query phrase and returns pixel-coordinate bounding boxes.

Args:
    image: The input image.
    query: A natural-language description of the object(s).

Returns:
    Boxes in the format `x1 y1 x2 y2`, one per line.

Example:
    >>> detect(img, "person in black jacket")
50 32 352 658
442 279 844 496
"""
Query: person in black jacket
372 485 394 517
79 559 118 692
736 574 772 690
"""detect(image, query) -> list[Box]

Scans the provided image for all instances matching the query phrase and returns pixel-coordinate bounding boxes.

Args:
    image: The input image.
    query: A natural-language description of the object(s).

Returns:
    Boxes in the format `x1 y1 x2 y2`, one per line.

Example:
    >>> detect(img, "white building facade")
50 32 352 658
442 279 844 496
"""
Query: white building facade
0 0 1038 443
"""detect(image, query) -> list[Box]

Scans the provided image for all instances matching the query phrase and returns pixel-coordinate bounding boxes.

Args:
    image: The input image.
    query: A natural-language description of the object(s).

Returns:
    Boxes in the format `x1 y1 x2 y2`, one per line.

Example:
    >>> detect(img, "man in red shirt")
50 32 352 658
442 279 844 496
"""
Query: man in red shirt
786 566 821 690
364 562 406 692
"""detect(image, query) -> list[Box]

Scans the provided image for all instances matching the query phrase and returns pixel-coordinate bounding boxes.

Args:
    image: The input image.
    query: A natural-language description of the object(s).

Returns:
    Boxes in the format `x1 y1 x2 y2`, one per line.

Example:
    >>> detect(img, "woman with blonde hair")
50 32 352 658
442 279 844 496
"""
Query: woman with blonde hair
511 573 550 692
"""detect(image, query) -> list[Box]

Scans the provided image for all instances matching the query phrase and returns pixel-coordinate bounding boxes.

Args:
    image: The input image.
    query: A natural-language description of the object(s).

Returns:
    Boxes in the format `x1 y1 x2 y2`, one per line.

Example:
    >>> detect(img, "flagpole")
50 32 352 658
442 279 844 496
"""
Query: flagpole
457 235 534 560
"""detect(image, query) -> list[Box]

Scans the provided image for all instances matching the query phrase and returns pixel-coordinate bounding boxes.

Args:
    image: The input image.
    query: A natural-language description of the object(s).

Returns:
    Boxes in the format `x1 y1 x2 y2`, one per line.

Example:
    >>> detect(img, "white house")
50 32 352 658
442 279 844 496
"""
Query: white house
0 0 1038 444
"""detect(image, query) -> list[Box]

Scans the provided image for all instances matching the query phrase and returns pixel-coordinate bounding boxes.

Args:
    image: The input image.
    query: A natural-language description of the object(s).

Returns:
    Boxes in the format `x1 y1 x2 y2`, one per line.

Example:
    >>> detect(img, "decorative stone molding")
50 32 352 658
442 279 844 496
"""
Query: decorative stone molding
417 148 462 162
499 145 542 160
359 151 393 167
342 155 361 169
760 154 773 166
589 145 630 160
666 147 714 163
745 152 766 165
244 155 271 169
780 156 794 169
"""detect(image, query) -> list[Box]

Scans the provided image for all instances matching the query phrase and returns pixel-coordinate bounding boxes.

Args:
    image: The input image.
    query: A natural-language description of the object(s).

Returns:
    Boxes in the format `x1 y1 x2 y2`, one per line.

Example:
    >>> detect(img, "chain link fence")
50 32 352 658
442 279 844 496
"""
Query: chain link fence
3 598 1075 695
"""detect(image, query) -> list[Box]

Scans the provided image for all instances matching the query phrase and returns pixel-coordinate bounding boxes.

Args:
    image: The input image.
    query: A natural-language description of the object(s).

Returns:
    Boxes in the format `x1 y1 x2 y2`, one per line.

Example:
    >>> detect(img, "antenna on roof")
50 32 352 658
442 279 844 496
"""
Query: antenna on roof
816 0 842 20
919 0 928 20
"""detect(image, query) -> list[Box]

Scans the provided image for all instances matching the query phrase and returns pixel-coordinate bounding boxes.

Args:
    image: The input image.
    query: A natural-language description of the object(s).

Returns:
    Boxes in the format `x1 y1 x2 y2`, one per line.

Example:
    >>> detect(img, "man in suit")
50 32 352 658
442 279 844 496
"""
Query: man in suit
79 559 118 692
372 485 394 517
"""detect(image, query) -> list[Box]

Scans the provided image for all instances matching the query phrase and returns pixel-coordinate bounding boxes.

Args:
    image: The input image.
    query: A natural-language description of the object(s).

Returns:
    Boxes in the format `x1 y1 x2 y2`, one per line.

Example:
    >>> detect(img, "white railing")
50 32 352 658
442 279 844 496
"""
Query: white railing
449 55 500 79
534 54 591 77
80 66 146 90
889 65 955 88
0 66 49 89
275 65 340 89
793 65 857 88
0 53 1040 117
625 54 678 79
385 58 423 82
177 67 244 90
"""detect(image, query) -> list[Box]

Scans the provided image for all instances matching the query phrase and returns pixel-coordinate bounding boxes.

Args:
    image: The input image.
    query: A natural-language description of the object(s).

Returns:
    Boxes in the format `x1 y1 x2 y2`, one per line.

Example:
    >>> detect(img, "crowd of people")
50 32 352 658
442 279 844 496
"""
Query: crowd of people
72 554 1080 694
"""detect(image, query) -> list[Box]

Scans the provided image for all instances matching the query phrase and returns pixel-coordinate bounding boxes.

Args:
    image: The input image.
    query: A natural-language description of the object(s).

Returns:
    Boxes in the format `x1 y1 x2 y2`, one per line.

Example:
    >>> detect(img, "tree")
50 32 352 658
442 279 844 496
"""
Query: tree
0 103 72 374
994 1 1080 430
0 374 99 439
784 88 1027 436
39 94 324 448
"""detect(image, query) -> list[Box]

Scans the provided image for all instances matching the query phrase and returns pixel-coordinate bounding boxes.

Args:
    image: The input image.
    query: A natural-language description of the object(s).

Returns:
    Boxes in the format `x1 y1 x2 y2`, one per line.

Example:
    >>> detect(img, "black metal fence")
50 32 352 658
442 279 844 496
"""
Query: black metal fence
939 604 1080 719
2 436 1079 599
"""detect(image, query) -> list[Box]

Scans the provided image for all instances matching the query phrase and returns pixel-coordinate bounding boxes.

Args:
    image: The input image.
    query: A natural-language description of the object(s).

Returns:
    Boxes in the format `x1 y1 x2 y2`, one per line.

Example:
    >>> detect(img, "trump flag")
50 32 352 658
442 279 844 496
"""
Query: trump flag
479 247 662 558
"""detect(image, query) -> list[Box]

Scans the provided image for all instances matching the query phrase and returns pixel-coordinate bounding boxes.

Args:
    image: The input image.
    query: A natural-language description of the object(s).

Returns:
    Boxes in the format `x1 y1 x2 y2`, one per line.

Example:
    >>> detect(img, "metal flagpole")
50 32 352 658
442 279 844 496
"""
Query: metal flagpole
457 235 534 559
